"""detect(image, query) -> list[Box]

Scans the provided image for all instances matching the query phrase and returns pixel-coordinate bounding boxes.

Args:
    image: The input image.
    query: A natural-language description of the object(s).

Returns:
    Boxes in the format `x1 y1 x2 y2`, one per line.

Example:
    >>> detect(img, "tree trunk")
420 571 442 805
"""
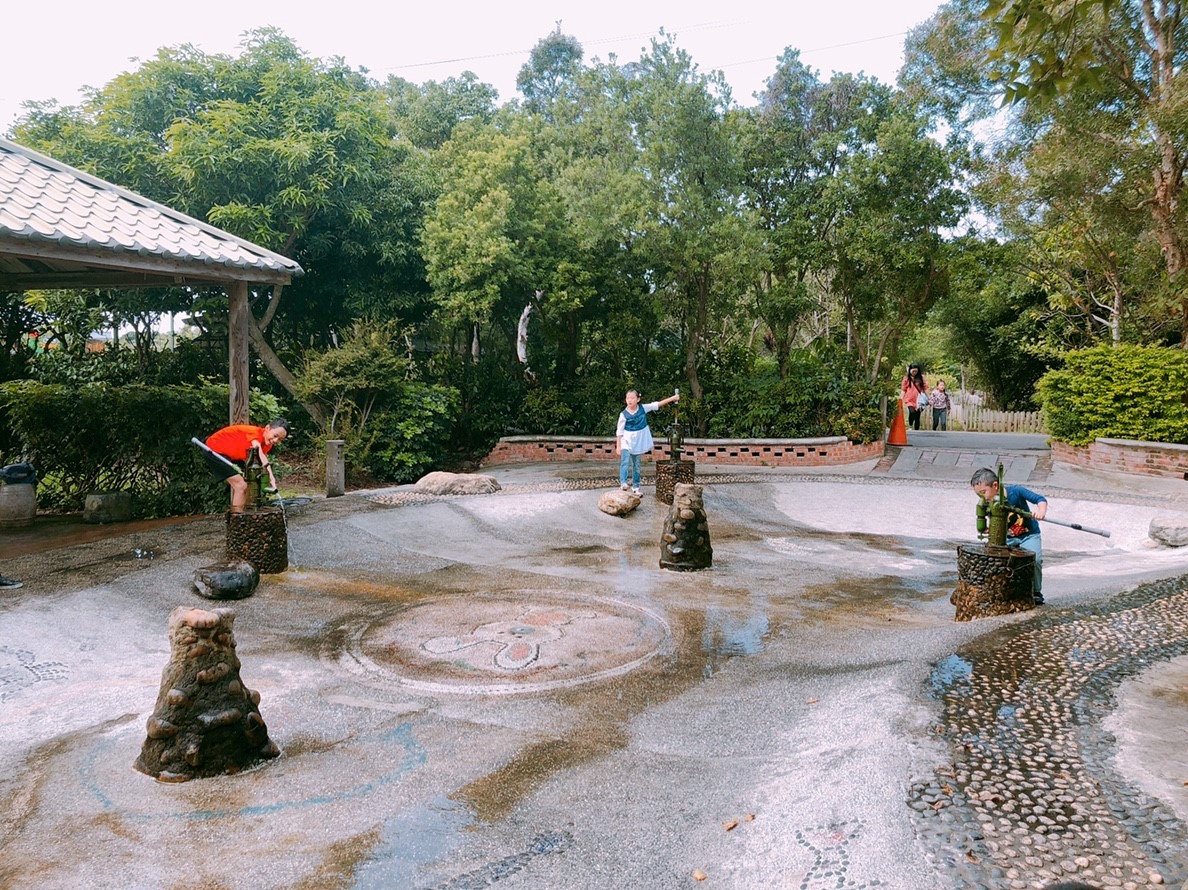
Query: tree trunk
245 312 326 426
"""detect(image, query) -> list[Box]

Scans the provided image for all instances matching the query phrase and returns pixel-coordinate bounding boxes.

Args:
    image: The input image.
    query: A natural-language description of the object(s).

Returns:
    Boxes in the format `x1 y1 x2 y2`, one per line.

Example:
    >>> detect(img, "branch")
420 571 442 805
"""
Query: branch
245 312 326 427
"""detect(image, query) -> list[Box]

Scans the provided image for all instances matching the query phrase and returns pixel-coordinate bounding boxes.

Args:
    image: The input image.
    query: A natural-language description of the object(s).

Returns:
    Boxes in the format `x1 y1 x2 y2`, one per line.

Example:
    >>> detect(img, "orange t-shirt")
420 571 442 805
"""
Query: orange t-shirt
205 425 270 462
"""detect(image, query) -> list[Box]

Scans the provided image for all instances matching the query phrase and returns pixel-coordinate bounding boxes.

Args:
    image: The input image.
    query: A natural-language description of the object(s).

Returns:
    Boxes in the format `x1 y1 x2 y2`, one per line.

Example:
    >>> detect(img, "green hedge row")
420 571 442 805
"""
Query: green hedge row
1038 345 1188 446
0 382 283 518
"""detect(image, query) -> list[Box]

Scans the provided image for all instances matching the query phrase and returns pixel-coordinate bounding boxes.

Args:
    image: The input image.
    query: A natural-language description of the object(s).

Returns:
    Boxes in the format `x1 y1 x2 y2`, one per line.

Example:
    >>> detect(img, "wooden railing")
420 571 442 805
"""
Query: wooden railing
946 402 1047 434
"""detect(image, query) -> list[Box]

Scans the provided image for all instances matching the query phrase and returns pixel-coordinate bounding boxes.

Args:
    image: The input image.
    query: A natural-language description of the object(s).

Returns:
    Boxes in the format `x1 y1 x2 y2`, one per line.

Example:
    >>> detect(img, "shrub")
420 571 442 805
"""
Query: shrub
0 381 284 517
1037 345 1188 445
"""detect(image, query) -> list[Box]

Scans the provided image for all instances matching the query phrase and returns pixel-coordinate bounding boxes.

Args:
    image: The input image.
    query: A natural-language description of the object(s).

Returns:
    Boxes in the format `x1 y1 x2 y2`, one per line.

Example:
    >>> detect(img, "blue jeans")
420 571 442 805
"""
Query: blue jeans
932 408 948 430
619 450 641 487
1008 532 1043 594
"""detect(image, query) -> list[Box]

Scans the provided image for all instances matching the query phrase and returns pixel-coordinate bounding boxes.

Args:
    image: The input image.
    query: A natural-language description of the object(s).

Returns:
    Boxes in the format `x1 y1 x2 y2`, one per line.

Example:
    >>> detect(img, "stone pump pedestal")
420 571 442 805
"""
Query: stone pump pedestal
952 464 1037 621
224 445 288 574
655 410 694 505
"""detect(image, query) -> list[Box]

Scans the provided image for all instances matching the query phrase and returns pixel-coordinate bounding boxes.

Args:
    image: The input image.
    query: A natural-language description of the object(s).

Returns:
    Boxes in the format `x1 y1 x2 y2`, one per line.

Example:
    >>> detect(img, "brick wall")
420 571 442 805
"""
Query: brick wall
1051 438 1188 479
481 436 884 468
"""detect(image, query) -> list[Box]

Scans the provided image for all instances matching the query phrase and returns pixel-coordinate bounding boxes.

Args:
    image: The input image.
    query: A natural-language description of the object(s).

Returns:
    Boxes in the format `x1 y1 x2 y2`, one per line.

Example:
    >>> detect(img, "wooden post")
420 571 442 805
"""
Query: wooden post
228 280 250 424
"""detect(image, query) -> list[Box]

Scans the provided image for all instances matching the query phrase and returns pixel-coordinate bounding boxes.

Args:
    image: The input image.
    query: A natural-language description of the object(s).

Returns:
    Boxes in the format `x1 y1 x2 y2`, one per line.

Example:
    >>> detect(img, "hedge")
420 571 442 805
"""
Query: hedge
0 381 283 518
1037 345 1188 446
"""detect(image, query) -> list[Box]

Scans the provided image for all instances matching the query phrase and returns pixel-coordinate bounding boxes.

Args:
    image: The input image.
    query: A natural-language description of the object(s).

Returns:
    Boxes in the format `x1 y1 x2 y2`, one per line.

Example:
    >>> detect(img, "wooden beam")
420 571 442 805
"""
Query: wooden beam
0 242 295 287
228 280 250 424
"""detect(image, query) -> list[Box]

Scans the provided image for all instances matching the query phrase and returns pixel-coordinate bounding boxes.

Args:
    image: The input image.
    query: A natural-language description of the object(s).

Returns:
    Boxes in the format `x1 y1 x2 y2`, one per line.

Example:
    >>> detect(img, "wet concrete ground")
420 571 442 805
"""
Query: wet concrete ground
3 439 1188 889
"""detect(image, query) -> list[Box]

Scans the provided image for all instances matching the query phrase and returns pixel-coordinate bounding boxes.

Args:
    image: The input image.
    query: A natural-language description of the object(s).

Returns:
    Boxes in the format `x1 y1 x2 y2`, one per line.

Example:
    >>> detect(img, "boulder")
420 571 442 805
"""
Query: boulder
598 489 641 516
1150 514 1188 547
193 561 260 600
414 471 502 496
83 491 132 524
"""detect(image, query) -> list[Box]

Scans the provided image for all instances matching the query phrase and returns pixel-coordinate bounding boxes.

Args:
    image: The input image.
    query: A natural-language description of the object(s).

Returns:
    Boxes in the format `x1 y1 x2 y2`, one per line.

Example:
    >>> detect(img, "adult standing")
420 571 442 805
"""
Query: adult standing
900 364 928 431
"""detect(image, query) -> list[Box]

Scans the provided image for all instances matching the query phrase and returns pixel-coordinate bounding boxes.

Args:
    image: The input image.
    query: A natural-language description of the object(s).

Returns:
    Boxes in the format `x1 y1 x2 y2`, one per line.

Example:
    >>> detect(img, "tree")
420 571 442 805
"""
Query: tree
909 0 1188 345
624 35 759 420
829 103 967 383
740 52 892 377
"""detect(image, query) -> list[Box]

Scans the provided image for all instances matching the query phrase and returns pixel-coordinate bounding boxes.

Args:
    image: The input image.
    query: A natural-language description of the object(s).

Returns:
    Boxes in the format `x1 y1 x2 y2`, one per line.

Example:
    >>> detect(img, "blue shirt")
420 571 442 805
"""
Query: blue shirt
1004 485 1047 537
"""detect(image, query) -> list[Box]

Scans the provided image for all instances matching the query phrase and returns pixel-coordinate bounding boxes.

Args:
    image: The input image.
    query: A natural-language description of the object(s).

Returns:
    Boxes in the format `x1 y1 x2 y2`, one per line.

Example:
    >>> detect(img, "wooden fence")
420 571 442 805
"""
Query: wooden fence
946 402 1047 434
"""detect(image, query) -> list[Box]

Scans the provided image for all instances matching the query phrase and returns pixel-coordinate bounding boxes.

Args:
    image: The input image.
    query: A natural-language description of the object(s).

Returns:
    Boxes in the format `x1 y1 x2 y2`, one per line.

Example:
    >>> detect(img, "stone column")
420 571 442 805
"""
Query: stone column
134 607 278 782
660 483 712 571
951 544 1036 621
326 439 345 498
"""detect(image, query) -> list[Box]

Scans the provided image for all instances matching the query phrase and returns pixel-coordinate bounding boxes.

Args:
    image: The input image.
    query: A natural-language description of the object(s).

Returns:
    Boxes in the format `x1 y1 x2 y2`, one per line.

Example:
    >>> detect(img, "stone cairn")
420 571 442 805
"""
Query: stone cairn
226 509 288 574
950 544 1036 621
660 482 712 571
135 606 279 782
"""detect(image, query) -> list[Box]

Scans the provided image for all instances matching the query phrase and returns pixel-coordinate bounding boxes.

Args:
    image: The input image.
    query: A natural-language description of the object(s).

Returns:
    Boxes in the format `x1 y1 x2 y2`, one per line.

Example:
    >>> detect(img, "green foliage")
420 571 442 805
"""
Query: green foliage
361 384 460 483
1037 345 1188 445
705 349 884 443
0 382 284 517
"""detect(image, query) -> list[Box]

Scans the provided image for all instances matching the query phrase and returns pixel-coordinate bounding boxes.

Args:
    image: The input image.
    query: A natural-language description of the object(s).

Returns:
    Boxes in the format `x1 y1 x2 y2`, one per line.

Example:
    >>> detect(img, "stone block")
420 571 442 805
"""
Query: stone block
84 491 132 524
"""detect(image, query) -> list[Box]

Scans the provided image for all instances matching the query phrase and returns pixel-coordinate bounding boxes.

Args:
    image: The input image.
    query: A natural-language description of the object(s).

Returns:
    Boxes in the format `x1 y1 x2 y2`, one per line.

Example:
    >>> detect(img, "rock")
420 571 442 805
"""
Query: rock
192 561 260 600
598 490 641 516
414 471 502 496
1149 514 1188 546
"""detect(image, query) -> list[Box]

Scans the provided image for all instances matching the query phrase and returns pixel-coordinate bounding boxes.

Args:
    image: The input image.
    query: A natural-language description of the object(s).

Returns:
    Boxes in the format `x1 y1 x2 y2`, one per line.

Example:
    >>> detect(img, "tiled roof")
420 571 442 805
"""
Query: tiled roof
0 137 302 286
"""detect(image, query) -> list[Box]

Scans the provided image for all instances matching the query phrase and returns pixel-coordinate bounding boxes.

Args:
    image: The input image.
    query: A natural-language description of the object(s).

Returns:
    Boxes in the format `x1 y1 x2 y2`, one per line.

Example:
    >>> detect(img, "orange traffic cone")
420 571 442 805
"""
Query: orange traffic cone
888 400 908 446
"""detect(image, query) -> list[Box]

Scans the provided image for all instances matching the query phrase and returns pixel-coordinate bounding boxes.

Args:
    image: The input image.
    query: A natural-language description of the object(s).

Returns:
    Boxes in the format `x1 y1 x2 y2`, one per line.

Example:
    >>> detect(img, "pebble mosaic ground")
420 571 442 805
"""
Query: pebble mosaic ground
915 577 1188 889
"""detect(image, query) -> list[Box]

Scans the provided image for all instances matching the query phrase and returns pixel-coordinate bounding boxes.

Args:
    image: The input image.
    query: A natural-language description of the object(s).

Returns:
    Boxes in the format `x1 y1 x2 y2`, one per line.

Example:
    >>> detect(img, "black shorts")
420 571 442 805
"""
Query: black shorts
202 449 243 482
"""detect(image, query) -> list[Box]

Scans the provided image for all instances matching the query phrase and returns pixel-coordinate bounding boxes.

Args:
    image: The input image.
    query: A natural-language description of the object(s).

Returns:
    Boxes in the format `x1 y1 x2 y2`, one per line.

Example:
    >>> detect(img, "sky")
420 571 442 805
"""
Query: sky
2 0 945 135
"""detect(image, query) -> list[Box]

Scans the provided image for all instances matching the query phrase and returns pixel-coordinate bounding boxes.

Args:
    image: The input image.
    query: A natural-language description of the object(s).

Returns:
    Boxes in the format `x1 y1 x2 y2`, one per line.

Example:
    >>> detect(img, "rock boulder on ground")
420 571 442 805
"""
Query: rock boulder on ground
1150 514 1188 547
598 489 641 516
414 471 502 496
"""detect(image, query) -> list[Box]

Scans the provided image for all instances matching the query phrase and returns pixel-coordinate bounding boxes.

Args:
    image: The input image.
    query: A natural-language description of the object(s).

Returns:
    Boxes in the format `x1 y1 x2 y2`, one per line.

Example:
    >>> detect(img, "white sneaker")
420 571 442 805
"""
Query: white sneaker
620 483 630 491
0 575 23 590
632 487 641 496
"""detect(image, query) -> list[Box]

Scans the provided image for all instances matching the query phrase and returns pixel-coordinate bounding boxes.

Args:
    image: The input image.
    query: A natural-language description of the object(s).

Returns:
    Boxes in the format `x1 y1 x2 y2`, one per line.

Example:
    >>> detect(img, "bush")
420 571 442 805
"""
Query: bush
704 350 884 443
1037 345 1188 445
0 381 284 517
357 383 460 483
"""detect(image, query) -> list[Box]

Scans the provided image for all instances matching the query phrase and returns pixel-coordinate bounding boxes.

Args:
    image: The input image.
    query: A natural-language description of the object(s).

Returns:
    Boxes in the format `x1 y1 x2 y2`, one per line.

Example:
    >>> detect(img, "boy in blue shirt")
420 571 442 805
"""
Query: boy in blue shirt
970 467 1049 604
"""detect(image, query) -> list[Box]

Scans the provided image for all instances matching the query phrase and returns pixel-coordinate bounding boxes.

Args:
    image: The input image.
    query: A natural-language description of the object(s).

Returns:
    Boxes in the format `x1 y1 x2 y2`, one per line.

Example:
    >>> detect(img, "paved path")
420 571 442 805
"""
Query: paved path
3 436 1188 890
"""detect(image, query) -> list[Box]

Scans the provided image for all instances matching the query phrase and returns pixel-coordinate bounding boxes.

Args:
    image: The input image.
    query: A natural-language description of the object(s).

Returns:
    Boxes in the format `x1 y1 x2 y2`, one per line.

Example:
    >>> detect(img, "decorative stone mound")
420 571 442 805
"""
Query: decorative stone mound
226 508 288 574
83 491 133 524
192 561 260 600
414 471 502 496
950 544 1036 621
655 459 695 505
134 606 278 782
660 483 712 571
1149 514 1188 547
598 489 641 516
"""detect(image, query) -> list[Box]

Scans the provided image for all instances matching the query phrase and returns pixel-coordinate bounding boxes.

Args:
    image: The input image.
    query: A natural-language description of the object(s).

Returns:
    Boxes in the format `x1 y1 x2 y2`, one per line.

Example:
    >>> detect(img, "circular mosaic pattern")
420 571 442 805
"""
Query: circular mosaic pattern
334 591 672 695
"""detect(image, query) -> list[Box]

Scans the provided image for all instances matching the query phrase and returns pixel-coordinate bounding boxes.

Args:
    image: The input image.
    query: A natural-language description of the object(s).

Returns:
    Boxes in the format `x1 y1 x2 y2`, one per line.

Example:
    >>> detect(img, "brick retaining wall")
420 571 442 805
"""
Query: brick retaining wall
1051 438 1188 479
481 435 884 468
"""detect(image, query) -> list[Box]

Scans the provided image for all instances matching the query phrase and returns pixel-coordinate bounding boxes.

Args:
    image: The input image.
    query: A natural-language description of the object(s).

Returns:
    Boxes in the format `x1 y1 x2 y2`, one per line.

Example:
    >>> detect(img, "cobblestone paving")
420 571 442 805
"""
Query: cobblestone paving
915 576 1188 889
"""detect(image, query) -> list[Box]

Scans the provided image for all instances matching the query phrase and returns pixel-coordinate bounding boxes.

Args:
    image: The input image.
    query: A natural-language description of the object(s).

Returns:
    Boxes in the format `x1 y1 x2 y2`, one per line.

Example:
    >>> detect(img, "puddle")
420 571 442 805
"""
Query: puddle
351 797 472 888
111 547 159 561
